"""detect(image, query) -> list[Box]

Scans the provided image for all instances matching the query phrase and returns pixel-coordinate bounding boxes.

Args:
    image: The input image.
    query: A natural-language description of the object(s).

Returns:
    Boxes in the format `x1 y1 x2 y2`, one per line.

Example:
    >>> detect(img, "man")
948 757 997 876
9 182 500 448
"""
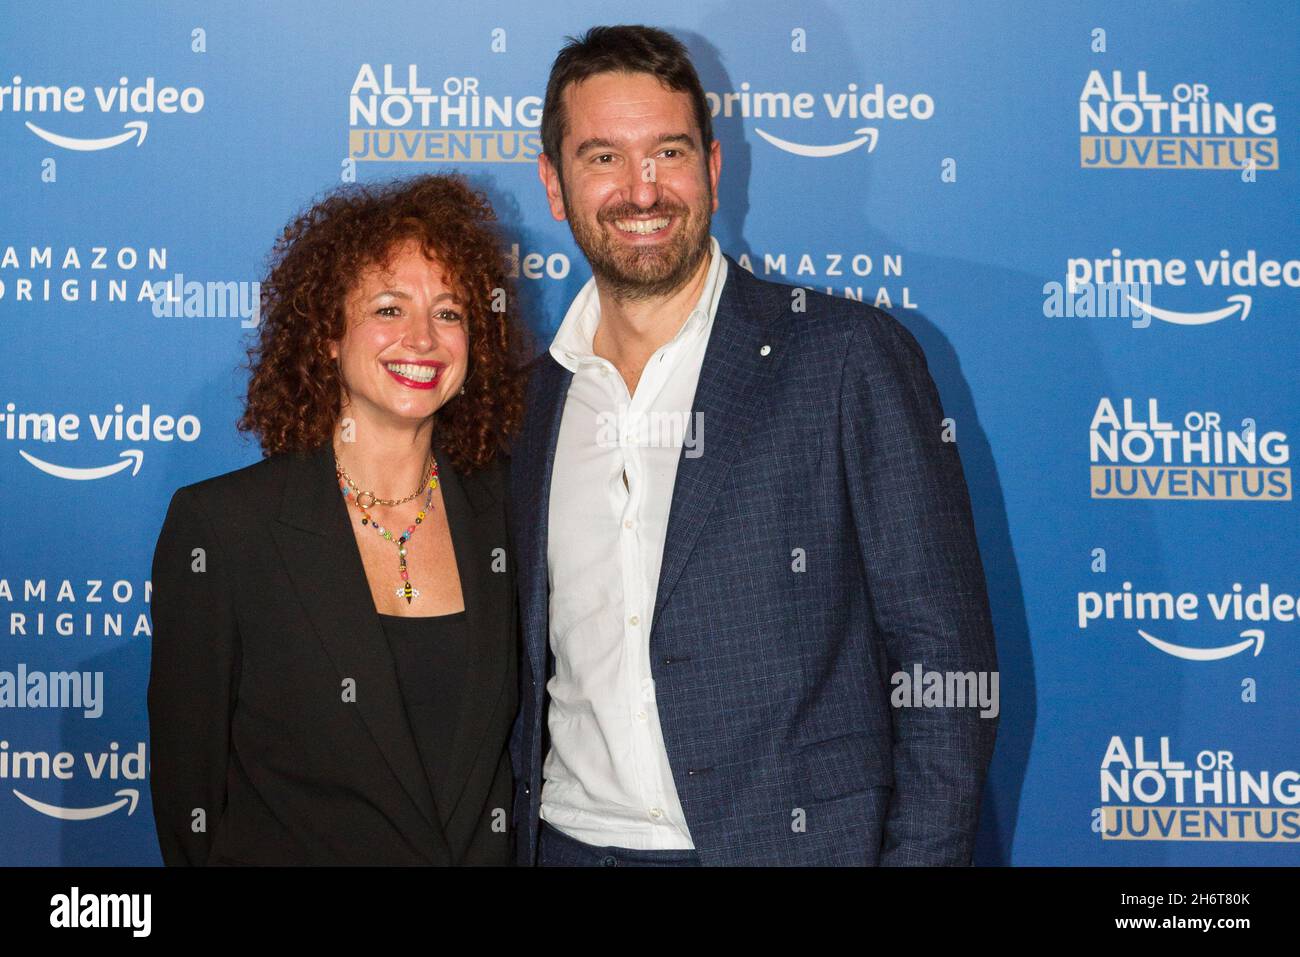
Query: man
508 24 998 866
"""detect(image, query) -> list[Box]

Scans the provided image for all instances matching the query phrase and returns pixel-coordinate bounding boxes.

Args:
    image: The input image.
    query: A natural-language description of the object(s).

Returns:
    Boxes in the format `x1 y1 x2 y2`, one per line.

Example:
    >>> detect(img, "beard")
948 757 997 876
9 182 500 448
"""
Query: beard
562 183 713 302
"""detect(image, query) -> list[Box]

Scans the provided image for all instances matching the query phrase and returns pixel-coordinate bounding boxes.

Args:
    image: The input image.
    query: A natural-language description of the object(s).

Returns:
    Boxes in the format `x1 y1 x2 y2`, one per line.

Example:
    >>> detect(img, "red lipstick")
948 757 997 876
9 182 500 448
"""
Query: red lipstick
382 359 445 391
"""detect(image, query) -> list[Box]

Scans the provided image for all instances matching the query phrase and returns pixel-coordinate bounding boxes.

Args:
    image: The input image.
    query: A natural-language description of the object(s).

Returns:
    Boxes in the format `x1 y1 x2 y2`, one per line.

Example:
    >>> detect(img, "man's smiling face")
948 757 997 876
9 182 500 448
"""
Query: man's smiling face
540 70 721 301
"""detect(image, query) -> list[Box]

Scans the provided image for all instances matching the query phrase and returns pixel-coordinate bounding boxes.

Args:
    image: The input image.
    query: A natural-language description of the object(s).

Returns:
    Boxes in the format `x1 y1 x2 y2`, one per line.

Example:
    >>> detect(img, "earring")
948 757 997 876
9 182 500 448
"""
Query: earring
459 385 466 396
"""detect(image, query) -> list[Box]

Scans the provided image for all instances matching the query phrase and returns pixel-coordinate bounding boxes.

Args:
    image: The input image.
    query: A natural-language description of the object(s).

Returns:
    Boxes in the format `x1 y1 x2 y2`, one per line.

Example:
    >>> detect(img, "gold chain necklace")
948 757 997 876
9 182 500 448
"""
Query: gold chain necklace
335 451 439 604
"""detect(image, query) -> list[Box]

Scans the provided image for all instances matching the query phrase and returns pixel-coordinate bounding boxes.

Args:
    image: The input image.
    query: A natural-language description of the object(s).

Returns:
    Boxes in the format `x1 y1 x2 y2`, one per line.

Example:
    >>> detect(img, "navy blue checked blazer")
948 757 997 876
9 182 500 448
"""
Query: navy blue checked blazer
507 254 998 866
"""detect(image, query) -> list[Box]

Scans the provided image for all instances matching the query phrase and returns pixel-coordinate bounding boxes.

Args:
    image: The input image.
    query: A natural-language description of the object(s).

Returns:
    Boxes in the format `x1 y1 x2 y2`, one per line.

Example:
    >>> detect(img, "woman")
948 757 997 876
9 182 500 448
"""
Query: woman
147 173 529 865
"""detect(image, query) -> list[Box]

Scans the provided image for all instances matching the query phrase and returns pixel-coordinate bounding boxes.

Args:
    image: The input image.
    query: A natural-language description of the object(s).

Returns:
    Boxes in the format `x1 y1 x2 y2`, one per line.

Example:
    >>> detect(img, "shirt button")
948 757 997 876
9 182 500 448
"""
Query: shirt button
624 519 634 529
629 615 639 626
649 808 664 819
636 710 647 721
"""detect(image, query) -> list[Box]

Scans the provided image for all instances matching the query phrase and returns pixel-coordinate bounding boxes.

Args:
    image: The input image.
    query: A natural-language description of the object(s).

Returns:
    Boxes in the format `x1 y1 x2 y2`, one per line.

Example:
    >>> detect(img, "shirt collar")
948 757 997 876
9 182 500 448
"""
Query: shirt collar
550 235 728 371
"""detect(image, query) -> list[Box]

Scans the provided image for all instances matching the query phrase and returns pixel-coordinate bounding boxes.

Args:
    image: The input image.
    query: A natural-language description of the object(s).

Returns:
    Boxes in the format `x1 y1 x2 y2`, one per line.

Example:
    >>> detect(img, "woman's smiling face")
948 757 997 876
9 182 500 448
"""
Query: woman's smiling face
330 239 469 429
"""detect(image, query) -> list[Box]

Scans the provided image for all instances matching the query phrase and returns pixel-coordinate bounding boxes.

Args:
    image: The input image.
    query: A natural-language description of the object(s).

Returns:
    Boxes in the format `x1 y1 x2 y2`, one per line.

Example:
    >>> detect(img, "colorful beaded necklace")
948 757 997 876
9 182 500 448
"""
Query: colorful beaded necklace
335 452 439 605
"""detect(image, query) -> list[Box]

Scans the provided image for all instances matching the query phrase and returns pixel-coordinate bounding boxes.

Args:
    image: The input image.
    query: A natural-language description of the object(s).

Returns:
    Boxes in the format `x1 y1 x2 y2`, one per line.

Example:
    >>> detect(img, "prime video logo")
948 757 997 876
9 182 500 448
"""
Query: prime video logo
705 80 935 158
150 274 260 327
2 401 202 480
1 75 205 155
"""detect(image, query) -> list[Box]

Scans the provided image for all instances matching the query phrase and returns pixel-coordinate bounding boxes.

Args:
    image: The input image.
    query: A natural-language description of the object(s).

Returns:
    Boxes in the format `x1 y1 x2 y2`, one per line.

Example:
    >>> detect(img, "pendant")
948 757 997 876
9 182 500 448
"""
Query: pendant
337 456 437 609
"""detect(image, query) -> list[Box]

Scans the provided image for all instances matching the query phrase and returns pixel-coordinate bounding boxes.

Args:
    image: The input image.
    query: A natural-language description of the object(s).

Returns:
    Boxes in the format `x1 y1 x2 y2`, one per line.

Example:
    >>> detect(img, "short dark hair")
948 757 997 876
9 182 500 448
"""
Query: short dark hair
540 25 713 177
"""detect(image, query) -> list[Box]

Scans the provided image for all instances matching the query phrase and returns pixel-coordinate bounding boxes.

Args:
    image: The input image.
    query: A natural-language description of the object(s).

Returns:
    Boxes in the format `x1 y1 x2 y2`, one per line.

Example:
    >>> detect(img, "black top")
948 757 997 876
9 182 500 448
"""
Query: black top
377 610 470 829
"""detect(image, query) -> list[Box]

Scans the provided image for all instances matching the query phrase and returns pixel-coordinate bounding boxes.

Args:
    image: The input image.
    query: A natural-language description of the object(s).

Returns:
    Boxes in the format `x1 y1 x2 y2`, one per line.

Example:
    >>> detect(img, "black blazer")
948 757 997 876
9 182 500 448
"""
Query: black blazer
147 440 518 865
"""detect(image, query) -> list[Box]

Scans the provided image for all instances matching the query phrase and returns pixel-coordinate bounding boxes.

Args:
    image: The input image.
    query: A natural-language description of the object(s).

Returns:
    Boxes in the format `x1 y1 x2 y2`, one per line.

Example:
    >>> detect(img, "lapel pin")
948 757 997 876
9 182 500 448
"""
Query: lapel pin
760 344 771 356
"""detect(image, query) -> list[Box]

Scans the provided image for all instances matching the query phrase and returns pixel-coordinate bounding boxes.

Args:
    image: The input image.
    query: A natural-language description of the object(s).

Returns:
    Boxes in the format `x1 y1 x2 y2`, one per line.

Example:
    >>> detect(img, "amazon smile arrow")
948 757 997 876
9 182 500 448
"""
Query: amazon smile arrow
24 119 148 151
19 448 144 480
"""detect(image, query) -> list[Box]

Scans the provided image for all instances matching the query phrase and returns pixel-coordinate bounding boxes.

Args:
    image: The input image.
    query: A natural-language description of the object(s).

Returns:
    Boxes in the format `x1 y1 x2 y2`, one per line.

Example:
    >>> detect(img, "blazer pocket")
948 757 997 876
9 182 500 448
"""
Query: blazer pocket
797 731 894 801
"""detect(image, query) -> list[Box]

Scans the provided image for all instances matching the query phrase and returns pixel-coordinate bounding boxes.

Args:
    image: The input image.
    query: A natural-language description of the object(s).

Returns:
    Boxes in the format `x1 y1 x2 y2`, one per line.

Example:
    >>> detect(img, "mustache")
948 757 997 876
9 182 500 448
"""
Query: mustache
599 203 688 222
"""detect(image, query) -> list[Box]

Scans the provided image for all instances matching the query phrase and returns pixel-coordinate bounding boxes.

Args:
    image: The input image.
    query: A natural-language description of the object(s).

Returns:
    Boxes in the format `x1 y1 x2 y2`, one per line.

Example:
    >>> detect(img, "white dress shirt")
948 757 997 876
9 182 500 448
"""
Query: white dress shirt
540 235 728 849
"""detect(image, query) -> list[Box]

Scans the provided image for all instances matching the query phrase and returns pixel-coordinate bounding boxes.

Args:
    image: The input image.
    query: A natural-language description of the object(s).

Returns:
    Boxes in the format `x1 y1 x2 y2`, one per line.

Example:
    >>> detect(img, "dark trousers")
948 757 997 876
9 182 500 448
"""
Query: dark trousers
539 821 702 867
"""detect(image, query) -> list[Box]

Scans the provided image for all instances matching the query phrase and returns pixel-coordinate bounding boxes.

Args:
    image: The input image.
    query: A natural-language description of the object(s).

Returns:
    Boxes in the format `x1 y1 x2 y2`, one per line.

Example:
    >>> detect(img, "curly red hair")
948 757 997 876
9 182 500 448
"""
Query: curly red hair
238 173 530 473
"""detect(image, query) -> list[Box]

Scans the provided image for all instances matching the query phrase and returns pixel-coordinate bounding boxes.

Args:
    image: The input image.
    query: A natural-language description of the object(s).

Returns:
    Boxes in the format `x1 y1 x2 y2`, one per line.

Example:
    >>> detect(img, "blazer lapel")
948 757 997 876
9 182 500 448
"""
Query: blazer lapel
269 442 451 864
431 441 512 834
514 358 572 685
651 256 790 631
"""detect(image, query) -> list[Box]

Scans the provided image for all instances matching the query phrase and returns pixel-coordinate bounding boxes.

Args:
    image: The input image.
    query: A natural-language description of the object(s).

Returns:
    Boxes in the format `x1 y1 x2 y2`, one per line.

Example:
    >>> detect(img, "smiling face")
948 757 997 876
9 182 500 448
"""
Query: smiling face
328 239 469 432
539 70 721 301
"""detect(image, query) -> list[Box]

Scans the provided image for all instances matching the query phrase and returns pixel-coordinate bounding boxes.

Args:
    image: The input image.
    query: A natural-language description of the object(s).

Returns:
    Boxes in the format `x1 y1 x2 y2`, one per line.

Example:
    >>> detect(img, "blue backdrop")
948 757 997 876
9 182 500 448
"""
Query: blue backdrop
1 0 1296 865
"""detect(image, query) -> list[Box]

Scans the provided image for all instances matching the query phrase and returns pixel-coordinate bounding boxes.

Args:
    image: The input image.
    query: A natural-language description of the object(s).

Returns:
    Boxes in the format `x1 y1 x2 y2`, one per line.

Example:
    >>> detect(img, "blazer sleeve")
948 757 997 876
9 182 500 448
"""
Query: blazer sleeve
146 485 241 866
838 309 999 866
